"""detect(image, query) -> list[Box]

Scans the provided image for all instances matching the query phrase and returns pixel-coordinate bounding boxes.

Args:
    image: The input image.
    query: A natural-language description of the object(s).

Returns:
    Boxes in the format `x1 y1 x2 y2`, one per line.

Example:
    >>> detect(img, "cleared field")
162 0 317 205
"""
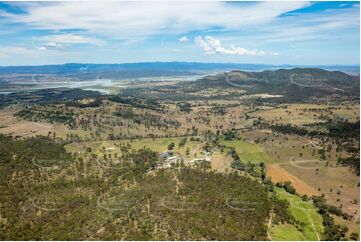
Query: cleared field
250 103 359 126
266 164 319 196
220 139 274 163
210 152 232 173
123 137 184 152
269 224 306 241
53 123 89 139
281 164 360 218
65 137 202 158
251 104 324 126
270 188 324 241
241 130 344 165
0 108 54 137
0 121 53 137
248 124 361 234
329 105 360 122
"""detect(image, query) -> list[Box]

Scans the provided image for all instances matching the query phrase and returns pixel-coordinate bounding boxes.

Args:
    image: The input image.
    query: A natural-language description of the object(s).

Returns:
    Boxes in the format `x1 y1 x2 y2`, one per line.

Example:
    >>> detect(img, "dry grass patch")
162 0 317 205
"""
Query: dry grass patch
266 164 319 196
211 152 232 173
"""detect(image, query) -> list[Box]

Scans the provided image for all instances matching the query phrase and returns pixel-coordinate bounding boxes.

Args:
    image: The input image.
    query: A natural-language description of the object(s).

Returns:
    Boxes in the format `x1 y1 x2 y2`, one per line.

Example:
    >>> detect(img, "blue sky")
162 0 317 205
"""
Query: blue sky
0 1 359 66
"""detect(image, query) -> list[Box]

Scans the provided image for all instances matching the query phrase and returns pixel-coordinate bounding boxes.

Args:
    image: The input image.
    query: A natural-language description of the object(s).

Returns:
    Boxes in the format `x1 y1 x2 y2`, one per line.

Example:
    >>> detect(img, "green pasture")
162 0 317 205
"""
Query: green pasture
270 188 323 241
220 139 274 163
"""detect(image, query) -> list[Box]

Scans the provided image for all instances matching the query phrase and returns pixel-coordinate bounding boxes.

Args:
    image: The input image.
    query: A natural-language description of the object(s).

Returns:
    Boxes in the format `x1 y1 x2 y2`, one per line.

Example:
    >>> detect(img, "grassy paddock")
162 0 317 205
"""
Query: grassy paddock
220 139 274 164
66 137 202 157
270 188 323 241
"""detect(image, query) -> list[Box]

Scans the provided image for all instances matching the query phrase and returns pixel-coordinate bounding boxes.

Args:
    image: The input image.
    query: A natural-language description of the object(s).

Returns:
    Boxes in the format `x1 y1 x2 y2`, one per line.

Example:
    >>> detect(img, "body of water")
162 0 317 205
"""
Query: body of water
2 74 206 95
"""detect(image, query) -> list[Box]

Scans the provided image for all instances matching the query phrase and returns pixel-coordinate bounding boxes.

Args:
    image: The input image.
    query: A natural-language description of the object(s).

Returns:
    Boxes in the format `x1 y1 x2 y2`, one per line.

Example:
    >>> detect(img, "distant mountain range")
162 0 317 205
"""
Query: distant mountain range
0 62 359 77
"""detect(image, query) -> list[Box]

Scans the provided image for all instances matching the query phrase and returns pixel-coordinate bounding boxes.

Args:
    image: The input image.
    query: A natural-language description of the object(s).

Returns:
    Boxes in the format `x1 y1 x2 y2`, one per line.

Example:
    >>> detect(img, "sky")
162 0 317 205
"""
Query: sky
0 1 359 66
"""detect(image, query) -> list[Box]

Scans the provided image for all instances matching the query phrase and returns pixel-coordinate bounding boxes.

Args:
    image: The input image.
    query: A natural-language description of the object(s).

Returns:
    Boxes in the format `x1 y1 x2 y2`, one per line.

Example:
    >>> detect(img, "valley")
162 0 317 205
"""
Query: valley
0 67 359 240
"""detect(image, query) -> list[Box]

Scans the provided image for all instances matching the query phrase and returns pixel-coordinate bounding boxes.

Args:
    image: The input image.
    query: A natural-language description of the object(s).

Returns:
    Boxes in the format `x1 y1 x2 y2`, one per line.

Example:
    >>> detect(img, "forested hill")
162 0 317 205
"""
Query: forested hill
235 68 358 84
178 68 359 101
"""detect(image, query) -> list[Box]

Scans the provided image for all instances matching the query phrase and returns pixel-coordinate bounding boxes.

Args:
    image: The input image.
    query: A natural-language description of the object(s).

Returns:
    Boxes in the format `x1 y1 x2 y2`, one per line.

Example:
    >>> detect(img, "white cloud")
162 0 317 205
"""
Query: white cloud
45 41 62 48
1 1 358 48
31 33 104 51
0 45 96 65
255 6 359 43
37 46 47 51
0 1 310 40
179 36 189 42
0 1 358 65
0 46 57 57
195 36 275 57
41 34 104 46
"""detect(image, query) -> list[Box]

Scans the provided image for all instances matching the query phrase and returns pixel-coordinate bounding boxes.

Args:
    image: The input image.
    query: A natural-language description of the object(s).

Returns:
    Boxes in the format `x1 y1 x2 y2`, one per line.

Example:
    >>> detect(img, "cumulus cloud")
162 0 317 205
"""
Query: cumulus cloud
178 36 189 42
195 36 276 57
0 1 358 65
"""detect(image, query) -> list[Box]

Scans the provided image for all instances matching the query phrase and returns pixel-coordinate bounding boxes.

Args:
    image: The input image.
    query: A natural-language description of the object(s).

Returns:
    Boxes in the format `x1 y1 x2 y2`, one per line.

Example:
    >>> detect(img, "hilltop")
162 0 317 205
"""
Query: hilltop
183 68 359 95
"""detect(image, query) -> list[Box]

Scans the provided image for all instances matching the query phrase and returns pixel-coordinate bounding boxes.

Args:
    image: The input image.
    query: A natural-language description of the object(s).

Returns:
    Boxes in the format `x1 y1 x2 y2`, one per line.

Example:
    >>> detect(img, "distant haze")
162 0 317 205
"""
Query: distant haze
0 62 359 76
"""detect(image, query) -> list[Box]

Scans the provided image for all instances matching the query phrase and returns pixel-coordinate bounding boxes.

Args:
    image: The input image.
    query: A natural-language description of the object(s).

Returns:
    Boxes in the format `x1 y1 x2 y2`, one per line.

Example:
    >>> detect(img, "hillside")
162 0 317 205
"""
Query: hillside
175 68 360 102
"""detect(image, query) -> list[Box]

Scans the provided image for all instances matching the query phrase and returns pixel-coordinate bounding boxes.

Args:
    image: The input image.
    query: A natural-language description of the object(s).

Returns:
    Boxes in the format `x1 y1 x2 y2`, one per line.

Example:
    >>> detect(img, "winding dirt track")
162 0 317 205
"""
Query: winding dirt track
267 212 273 240
289 200 320 241
290 73 321 88
307 212 321 241
225 73 245 88
282 135 324 240
31 197 61 211
288 157 326 170
225 72 321 89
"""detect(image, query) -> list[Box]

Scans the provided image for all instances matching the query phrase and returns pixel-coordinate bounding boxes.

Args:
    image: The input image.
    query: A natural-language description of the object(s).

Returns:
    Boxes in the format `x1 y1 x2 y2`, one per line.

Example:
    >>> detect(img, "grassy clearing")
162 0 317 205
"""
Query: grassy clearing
65 137 202 157
126 137 182 152
220 139 273 163
270 188 323 241
269 224 305 241
210 152 232 173
250 103 359 126
281 164 360 218
241 130 344 165
0 108 54 137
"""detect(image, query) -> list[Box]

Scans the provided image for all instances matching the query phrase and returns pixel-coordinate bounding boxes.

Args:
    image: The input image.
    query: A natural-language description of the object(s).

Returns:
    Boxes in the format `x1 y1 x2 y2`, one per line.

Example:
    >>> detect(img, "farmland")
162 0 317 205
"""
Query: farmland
269 188 323 241
0 67 359 240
